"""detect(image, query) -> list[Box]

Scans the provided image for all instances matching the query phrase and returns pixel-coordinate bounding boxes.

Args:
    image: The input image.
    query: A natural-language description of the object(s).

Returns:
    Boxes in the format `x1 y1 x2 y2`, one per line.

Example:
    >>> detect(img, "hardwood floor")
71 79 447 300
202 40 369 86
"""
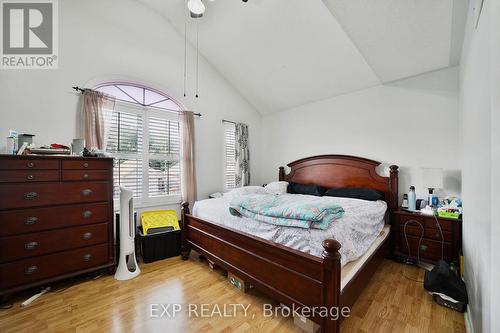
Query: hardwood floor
0 255 465 333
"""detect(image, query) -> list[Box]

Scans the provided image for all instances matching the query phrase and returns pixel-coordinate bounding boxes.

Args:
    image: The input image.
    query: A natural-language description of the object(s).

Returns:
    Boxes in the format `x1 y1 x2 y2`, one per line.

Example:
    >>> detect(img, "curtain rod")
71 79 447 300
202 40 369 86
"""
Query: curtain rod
222 119 237 125
72 86 202 117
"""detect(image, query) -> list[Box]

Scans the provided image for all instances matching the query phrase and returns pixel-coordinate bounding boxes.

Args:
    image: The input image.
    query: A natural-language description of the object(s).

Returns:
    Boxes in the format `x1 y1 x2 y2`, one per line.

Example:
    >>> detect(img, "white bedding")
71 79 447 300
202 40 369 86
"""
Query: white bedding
192 194 387 267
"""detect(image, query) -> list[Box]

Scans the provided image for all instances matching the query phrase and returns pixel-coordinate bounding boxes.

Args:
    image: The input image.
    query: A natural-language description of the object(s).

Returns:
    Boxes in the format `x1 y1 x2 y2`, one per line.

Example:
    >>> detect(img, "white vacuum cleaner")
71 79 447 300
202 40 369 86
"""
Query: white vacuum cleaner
114 187 140 280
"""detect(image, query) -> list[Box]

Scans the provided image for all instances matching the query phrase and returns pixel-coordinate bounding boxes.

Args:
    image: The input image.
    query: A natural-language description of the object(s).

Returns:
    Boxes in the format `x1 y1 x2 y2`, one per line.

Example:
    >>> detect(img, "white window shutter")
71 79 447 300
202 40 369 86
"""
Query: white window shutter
224 123 236 190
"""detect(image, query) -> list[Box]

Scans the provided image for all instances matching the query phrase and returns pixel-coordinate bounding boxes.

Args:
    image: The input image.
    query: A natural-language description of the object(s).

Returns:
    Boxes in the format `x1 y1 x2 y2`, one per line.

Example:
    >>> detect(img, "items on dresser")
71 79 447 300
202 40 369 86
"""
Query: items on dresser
0 155 115 298
392 210 462 269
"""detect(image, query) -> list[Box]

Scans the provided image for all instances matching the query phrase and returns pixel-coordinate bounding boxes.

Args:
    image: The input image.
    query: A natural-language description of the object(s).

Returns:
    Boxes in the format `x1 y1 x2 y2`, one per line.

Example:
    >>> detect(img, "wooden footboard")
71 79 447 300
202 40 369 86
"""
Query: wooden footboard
181 202 342 333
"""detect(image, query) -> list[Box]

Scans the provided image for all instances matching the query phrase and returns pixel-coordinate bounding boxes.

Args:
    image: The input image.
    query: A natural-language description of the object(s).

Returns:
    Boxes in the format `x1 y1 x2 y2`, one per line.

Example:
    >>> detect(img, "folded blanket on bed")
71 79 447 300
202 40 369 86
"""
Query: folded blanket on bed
229 194 344 229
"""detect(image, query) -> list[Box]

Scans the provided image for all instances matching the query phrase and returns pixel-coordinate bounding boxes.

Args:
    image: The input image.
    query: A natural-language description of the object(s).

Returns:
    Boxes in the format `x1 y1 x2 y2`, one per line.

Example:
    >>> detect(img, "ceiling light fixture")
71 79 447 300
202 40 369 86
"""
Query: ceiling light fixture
187 0 205 16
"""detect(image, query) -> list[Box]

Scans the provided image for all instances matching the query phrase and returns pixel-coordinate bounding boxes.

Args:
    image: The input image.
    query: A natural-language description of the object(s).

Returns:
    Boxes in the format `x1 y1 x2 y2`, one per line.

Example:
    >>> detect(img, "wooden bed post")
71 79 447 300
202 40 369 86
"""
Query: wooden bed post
389 165 399 212
279 166 285 181
181 202 191 260
321 239 342 333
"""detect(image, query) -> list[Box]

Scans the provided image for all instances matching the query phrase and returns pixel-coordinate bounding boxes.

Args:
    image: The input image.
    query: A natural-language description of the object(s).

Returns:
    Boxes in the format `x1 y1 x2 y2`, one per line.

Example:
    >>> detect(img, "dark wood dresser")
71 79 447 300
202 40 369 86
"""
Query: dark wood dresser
0 155 115 298
393 210 462 264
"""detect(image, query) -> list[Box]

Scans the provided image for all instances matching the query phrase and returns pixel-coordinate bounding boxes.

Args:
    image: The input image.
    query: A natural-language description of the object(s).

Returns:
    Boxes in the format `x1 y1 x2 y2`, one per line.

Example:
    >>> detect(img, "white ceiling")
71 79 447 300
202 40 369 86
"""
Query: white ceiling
137 0 467 114
322 0 468 82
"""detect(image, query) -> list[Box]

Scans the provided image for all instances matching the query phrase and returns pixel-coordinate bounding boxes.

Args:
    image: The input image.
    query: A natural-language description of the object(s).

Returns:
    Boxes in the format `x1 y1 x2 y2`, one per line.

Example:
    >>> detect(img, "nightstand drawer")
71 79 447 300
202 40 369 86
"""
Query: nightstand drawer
398 213 454 232
423 217 455 232
399 224 453 242
398 234 452 261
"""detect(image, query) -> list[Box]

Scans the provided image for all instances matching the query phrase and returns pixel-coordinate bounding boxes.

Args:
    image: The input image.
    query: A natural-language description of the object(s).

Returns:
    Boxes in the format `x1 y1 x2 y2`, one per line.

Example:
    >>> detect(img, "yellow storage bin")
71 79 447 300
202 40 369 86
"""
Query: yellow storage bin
141 210 180 235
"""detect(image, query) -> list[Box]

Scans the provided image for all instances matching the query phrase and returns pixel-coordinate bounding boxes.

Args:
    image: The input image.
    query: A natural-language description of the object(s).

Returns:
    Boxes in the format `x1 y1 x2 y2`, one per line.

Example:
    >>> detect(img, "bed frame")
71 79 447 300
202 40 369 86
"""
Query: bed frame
181 155 398 332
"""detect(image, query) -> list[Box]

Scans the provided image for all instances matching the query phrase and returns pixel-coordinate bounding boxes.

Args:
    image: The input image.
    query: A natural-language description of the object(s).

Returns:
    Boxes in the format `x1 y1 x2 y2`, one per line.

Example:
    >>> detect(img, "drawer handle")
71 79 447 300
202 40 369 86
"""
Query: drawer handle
83 173 89 179
25 216 38 225
27 162 34 168
83 162 89 168
82 210 93 218
25 241 39 250
82 232 93 240
82 189 93 196
27 174 35 180
420 245 428 252
25 265 38 275
83 254 92 262
24 192 38 200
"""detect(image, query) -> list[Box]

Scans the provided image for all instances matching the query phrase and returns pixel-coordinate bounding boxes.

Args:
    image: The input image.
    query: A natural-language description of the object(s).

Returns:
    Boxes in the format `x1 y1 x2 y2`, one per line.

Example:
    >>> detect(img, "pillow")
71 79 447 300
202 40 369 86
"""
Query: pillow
287 182 326 196
224 186 266 202
264 181 289 195
324 187 384 201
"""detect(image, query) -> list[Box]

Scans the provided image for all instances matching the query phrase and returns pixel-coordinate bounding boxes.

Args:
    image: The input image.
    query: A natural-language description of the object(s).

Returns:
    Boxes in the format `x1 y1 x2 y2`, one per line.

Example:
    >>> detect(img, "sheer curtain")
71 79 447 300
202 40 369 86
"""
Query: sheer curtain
180 111 197 206
235 123 250 187
79 89 115 150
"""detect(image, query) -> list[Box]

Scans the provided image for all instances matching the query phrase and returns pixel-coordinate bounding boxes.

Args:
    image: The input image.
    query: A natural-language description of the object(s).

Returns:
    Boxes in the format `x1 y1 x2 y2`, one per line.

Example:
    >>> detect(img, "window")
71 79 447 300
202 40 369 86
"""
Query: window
224 122 237 190
96 83 182 206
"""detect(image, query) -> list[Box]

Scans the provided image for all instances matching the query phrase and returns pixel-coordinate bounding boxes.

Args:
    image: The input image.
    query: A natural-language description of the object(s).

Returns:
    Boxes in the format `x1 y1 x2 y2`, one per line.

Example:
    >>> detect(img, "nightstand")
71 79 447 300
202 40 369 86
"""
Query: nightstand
392 210 462 264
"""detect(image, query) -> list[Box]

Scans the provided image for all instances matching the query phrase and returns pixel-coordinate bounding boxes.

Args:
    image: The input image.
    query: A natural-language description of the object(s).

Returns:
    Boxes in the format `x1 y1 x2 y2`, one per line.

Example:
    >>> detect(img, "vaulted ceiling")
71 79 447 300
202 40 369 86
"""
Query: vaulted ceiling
137 0 468 114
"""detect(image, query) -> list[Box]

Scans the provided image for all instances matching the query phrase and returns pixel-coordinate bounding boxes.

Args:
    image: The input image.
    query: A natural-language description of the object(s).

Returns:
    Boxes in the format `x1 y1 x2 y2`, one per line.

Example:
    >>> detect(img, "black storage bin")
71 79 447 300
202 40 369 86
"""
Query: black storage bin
137 226 181 263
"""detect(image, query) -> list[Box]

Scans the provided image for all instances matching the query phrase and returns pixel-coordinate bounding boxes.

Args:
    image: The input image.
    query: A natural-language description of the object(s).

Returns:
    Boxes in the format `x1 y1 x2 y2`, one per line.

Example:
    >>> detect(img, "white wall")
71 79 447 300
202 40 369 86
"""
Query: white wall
0 0 262 209
259 67 461 201
460 0 500 332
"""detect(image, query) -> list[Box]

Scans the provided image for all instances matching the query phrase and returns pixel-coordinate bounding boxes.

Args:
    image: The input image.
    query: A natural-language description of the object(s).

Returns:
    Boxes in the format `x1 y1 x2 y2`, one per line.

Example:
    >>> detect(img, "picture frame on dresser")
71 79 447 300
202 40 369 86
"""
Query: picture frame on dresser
0 155 115 301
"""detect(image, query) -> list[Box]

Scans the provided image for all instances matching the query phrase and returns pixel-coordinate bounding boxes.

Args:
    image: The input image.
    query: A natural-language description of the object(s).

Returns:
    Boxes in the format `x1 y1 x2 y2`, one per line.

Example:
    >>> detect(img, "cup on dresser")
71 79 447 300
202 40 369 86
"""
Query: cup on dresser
71 139 85 156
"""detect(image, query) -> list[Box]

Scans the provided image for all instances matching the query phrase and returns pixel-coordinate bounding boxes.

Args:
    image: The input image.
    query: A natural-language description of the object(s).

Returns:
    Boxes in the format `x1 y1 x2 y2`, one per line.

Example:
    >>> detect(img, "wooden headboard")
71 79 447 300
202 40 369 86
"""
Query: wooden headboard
279 155 399 214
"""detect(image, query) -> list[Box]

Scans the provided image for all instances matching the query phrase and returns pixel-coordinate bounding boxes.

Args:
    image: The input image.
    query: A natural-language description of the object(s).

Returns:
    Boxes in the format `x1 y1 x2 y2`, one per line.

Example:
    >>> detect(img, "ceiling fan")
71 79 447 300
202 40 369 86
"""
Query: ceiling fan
187 0 248 18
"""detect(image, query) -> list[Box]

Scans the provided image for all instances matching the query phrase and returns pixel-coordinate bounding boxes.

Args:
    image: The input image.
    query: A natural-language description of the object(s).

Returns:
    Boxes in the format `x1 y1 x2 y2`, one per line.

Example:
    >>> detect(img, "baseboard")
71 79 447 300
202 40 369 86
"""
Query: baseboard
464 307 474 333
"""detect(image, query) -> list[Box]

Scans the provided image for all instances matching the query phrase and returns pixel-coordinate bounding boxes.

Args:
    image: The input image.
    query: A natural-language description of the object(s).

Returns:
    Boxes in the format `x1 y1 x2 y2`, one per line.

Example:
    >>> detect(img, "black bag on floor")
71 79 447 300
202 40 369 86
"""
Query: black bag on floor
424 260 468 303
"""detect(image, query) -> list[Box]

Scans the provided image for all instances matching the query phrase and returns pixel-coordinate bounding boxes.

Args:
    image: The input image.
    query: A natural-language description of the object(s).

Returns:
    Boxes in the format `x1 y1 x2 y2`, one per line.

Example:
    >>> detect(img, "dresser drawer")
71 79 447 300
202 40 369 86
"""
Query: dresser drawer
0 159 59 170
62 170 110 181
0 244 108 290
397 234 452 261
0 223 108 262
399 223 453 242
0 182 109 209
62 160 110 170
0 202 109 236
0 170 60 183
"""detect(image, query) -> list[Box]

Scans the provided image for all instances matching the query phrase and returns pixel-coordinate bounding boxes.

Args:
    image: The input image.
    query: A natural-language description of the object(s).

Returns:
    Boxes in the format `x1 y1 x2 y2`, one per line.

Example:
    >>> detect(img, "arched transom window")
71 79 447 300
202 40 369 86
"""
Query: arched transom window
95 82 183 206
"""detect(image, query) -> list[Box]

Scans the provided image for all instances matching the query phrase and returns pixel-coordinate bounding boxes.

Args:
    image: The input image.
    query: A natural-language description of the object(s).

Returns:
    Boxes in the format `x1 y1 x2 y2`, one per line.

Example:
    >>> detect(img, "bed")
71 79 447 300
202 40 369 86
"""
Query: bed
181 155 399 333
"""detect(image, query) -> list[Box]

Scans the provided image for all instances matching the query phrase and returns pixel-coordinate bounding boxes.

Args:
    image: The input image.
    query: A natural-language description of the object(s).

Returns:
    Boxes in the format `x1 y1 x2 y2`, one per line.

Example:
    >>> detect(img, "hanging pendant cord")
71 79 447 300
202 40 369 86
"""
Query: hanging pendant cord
183 19 187 97
196 19 199 98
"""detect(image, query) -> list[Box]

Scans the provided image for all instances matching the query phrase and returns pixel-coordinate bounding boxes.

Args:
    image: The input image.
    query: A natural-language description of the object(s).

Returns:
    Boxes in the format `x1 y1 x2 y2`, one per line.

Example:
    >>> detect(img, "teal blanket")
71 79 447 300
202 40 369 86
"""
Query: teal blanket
229 194 344 229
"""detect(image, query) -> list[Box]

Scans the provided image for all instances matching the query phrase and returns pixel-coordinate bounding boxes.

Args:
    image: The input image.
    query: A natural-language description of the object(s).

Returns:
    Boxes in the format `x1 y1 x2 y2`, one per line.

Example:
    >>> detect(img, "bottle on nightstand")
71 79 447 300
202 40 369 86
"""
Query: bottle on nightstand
402 193 408 208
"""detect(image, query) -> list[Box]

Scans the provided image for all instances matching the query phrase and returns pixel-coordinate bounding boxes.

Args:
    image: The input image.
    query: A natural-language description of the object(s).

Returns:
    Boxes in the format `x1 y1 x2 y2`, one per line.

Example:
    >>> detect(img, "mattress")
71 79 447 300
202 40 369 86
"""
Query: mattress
192 194 387 267
341 224 390 290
